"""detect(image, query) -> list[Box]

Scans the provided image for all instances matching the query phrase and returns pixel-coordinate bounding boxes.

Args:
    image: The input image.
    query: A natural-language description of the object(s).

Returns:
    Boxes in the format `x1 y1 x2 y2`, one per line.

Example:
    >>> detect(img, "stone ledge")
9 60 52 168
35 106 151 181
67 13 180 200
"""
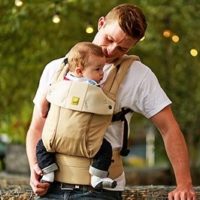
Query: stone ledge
123 185 200 199
0 185 200 200
0 173 200 199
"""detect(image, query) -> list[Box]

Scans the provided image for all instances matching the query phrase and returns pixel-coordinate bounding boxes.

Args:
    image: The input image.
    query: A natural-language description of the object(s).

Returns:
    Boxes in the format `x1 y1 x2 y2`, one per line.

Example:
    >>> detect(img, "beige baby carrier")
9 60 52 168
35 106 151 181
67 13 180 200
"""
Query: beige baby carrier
42 54 139 185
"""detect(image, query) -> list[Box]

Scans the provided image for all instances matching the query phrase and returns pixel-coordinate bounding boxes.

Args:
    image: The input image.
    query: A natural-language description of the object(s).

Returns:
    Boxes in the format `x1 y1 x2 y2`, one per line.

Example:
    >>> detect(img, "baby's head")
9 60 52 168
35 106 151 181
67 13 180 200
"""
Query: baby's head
67 42 106 83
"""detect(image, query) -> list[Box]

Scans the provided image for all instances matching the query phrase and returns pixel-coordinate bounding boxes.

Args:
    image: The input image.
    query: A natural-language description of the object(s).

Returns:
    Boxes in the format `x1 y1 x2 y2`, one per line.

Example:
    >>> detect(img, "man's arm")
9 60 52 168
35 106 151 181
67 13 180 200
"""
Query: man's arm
150 105 196 200
26 105 50 196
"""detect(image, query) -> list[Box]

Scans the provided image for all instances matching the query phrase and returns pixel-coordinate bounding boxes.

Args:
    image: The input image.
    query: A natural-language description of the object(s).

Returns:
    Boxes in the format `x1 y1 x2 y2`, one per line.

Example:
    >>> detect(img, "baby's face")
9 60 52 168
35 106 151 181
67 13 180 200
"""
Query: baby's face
82 55 106 83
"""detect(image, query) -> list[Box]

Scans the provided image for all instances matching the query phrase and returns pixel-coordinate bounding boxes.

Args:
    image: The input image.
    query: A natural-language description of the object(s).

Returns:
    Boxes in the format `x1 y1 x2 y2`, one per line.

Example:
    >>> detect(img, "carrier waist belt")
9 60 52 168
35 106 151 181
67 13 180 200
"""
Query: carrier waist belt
54 149 124 185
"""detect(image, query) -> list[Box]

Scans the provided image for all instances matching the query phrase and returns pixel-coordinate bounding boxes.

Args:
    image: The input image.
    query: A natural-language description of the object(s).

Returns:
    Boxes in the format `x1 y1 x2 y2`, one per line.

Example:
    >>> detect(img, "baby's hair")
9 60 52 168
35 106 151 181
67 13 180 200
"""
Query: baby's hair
67 42 104 71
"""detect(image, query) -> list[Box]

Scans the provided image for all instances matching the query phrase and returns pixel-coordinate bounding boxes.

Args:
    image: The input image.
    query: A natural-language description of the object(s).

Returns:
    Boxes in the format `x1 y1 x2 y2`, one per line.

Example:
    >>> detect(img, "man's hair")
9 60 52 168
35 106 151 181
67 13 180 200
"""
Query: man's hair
67 42 104 71
105 3 147 40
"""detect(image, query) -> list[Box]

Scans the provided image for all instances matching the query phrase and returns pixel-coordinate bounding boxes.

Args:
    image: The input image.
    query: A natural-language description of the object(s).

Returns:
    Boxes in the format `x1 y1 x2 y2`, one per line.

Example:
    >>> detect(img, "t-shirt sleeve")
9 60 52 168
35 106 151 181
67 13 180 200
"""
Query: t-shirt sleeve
33 58 64 108
134 67 172 118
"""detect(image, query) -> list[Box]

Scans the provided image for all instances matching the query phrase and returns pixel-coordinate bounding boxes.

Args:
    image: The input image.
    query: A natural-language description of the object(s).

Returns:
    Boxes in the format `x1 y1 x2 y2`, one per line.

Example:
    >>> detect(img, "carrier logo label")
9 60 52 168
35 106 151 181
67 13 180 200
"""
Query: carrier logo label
71 96 80 105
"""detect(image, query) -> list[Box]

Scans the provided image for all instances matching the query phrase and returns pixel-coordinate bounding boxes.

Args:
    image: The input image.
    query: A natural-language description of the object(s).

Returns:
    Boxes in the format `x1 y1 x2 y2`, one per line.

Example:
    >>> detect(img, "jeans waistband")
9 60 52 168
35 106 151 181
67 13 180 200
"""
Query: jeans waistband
52 181 96 192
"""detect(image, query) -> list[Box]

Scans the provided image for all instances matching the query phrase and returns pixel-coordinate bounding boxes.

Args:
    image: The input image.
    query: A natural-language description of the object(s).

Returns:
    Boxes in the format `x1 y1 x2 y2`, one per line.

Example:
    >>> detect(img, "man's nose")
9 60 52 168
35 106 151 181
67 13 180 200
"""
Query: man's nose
107 44 117 56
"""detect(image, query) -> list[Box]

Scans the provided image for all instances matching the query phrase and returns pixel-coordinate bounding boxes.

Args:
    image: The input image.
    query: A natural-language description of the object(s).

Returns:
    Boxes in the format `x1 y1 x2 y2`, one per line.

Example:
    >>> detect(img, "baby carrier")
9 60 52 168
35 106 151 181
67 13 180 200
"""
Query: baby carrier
42 54 140 185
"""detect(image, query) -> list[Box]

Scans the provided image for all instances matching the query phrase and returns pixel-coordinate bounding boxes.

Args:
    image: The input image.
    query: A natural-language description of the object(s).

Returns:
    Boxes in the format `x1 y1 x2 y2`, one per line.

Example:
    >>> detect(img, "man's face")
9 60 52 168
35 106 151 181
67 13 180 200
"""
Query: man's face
93 18 137 63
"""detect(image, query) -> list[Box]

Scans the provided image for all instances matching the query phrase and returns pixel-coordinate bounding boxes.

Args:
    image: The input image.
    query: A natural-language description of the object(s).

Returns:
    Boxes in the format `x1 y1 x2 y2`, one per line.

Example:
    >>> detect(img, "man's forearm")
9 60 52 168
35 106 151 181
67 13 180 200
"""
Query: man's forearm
26 128 40 168
26 106 45 169
163 128 192 186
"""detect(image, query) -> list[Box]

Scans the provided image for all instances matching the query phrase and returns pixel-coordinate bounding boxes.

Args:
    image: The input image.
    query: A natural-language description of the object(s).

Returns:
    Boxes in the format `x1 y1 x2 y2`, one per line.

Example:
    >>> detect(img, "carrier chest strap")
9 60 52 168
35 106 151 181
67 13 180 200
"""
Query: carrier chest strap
112 108 132 156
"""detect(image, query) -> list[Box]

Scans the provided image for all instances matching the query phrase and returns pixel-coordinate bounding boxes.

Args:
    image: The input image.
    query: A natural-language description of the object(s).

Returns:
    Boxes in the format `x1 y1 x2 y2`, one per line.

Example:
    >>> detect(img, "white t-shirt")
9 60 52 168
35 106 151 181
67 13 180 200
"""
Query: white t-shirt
33 57 172 190
65 71 99 85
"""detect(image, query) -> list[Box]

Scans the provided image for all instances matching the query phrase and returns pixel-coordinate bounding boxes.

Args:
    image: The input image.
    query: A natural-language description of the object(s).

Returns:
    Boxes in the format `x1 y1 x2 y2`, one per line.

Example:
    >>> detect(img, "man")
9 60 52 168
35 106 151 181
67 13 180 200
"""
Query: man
26 3 196 200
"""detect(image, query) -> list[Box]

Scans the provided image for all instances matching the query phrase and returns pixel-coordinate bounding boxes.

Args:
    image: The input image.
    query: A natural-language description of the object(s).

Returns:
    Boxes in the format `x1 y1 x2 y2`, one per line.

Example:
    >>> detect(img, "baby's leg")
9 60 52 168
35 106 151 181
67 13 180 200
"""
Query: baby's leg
89 139 117 189
36 139 58 183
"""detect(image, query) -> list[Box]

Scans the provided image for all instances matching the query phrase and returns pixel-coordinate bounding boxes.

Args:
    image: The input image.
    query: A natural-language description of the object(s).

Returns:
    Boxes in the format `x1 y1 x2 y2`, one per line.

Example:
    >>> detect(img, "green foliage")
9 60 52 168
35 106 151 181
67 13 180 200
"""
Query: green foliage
0 1 200 165
131 1 200 166
0 0 131 142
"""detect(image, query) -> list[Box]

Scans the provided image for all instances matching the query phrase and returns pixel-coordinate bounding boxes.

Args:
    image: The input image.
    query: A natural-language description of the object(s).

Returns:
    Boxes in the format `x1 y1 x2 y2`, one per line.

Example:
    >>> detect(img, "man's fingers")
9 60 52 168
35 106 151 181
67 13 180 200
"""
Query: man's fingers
31 181 50 196
168 188 196 200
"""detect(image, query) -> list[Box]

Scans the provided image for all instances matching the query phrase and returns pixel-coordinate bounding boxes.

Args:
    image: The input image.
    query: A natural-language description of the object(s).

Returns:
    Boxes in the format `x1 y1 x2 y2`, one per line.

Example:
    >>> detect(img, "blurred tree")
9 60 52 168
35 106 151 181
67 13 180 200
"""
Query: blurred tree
0 0 199 166
137 0 200 167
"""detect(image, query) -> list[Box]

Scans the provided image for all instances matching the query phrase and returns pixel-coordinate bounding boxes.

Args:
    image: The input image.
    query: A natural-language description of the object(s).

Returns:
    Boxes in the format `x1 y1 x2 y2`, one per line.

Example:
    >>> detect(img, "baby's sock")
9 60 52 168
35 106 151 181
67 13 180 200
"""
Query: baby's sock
91 175 117 189
41 171 55 183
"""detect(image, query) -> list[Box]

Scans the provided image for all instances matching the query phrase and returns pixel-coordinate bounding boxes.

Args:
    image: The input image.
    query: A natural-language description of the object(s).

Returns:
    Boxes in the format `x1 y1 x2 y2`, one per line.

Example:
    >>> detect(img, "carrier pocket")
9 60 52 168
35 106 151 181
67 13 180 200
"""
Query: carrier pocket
52 108 92 157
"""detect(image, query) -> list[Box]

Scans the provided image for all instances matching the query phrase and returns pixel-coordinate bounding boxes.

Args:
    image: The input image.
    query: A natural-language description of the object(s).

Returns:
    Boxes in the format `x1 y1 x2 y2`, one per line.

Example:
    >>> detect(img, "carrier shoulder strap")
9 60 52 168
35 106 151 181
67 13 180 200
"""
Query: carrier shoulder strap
102 55 140 100
103 54 140 156
51 57 69 83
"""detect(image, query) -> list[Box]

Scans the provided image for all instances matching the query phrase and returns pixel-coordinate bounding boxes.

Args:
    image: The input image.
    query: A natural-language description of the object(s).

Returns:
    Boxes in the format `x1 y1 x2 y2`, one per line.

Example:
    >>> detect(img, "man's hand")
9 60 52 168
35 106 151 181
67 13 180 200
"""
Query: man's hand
168 185 196 200
30 163 50 196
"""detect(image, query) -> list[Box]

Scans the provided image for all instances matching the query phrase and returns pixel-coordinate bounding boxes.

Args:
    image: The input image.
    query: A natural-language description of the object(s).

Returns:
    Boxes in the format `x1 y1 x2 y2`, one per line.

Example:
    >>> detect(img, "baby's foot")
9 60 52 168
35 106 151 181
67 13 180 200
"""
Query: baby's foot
41 172 54 183
91 176 117 189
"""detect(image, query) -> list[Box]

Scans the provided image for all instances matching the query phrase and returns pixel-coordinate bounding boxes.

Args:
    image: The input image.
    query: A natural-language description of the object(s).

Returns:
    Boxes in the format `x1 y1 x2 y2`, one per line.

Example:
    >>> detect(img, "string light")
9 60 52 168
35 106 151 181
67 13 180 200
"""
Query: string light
171 34 179 43
85 24 94 34
52 13 61 24
190 49 198 57
140 36 145 41
162 29 198 58
15 0 23 7
163 30 172 38
52 1 62 24
163 30 180 43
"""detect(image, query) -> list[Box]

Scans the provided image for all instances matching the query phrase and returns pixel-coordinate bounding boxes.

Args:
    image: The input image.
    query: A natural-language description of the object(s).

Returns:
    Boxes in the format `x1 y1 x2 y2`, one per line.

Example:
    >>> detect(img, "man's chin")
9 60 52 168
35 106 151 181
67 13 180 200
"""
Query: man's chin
106 57 118 64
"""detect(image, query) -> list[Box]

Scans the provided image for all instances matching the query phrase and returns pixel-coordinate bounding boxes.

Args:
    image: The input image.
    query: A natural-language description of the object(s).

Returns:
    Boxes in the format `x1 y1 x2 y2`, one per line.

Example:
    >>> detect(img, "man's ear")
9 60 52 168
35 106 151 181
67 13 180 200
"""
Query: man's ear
98 16 106 30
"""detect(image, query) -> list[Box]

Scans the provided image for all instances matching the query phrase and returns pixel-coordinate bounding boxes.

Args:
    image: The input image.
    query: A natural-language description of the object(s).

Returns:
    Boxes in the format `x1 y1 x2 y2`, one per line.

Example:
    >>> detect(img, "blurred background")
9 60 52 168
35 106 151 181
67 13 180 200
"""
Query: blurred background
0 0 200 186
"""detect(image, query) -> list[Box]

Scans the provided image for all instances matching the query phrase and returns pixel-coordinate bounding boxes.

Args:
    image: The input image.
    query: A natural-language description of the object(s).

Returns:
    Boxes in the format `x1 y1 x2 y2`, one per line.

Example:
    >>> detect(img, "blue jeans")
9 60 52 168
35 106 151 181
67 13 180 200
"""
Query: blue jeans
34 182 122 200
